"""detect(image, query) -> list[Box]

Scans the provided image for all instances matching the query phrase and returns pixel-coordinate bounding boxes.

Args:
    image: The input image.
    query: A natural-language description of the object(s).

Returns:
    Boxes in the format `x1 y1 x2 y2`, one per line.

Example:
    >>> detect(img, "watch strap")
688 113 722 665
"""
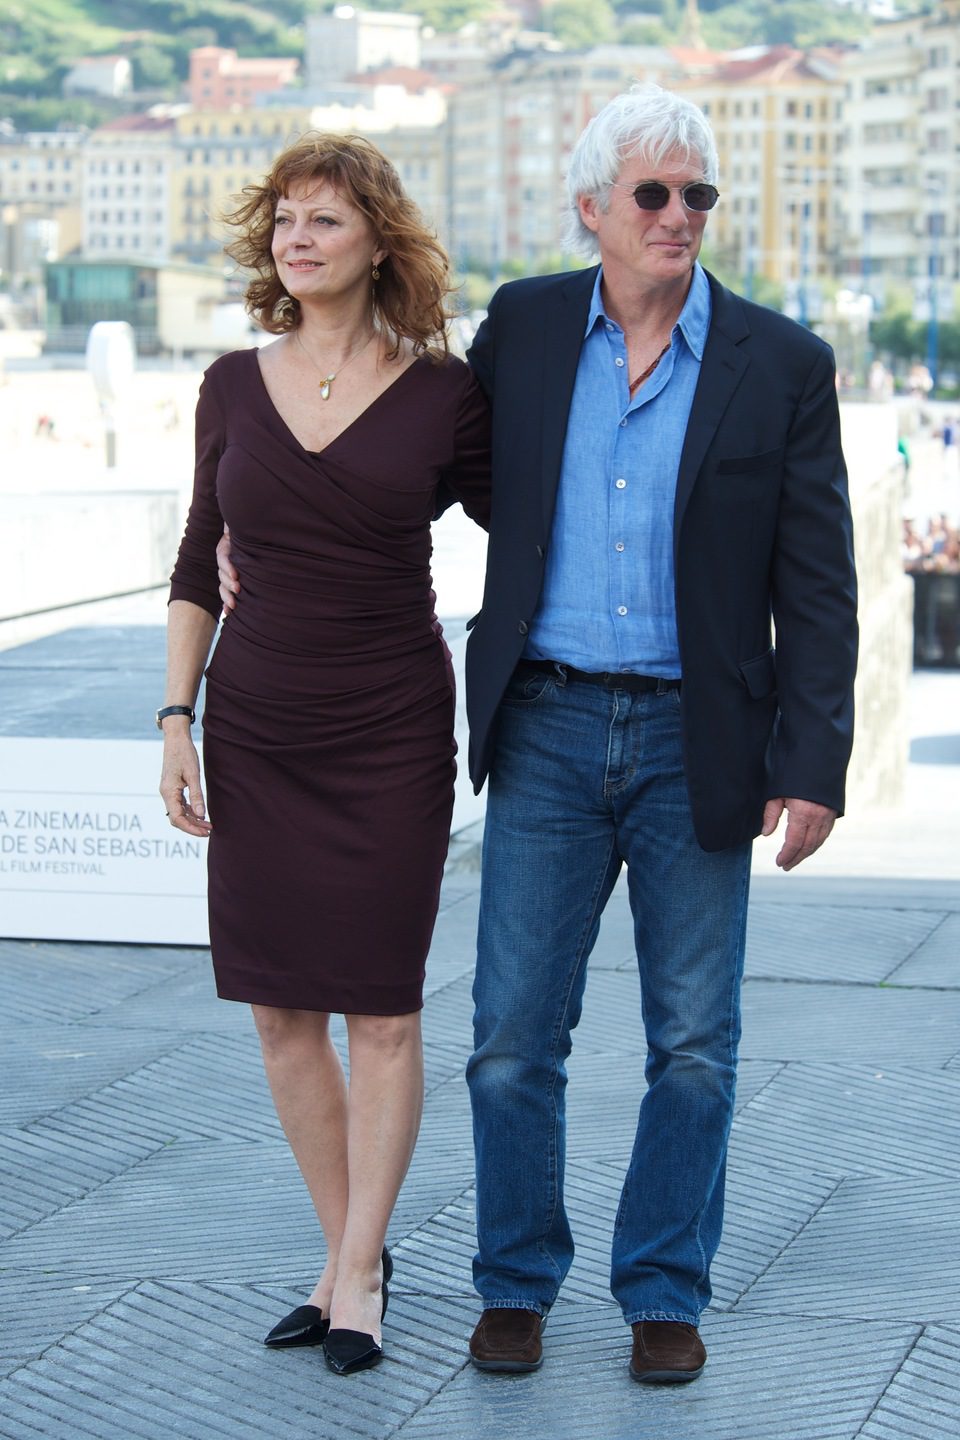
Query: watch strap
156 705 196 730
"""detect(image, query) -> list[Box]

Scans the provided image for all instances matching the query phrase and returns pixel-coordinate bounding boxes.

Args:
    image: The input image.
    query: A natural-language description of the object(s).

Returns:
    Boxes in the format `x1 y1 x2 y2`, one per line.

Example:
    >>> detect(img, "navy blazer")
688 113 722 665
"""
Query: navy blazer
464 265 858 852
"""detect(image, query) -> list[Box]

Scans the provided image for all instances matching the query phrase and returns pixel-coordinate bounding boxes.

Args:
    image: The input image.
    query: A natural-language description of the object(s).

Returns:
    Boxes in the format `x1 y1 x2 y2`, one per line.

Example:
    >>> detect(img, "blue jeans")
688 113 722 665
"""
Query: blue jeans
466 666 752 1326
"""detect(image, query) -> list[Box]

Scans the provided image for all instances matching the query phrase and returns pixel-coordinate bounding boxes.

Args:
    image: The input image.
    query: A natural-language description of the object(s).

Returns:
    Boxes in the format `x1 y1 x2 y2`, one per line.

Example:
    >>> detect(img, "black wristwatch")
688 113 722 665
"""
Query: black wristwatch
156 705 196 731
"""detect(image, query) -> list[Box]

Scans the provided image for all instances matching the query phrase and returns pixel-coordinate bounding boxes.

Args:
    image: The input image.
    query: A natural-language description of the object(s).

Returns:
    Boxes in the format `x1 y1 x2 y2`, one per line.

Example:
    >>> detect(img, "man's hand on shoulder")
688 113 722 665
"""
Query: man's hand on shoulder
216 525 240 611
761 797 837 871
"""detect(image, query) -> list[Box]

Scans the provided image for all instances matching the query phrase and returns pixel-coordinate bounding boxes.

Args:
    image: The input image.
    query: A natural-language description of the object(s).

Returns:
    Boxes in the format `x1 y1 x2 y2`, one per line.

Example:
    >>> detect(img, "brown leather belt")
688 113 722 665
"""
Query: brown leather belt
518 660 681 694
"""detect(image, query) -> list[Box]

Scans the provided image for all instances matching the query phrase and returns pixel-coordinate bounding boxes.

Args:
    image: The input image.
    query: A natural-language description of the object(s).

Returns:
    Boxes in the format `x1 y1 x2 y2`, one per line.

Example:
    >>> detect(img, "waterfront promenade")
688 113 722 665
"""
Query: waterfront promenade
0 624 957 1437
2 341 959 1437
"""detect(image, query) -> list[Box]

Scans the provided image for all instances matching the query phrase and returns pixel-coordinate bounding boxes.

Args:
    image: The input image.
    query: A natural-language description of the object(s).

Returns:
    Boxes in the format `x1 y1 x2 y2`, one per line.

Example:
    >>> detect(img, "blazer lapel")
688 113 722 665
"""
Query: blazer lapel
539 266 597 533
674 275 751 547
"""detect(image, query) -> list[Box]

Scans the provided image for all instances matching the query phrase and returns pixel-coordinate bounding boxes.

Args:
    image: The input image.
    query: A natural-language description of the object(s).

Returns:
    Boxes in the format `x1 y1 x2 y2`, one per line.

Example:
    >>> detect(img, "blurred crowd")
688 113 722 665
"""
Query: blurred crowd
903 512 960 574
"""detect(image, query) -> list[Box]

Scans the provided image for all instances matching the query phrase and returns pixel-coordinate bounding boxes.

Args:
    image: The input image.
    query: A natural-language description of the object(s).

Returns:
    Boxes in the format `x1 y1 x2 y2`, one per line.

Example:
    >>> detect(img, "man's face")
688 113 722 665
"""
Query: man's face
578 149 710 289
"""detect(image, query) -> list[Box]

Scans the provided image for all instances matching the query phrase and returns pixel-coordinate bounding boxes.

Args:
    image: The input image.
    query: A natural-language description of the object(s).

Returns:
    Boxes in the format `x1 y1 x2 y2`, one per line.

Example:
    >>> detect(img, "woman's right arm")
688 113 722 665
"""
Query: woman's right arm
160 373 227 836
159 600 217 836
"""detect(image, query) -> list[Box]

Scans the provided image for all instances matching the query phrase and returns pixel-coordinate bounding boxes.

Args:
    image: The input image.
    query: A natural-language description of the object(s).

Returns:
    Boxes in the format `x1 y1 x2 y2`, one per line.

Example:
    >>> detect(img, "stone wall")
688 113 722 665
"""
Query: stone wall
840 401 914 809
0 491 180 621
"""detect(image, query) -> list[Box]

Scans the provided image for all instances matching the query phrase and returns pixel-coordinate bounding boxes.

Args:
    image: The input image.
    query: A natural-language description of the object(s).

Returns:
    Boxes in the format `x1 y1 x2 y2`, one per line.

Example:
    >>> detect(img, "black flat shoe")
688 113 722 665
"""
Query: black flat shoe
263 1246 392 1349
324 1326 383 1375
263 1304 329 1349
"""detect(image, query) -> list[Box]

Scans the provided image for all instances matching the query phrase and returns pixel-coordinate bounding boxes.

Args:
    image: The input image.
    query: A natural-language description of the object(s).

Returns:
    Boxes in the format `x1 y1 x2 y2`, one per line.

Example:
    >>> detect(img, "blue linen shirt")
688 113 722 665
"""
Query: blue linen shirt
525 261 711 677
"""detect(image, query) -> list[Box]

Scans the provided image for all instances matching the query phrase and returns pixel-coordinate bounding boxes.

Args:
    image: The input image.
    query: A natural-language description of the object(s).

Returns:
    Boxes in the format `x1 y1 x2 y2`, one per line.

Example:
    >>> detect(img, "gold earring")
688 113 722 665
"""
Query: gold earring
372 262 381 281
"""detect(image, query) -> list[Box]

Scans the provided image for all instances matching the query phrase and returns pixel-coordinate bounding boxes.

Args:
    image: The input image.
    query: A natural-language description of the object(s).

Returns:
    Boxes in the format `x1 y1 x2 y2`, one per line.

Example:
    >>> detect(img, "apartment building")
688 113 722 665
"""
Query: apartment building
448 45 679 270
0 128 85 282
171 83 448 267
82 116 176 263
306 8 422 83
837 0 960 293
679 47 842 308
189 47 300 111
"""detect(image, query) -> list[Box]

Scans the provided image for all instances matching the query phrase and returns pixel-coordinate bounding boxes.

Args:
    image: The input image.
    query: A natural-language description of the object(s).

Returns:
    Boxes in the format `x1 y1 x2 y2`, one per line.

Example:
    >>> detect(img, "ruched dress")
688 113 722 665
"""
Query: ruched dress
169 348 490 1014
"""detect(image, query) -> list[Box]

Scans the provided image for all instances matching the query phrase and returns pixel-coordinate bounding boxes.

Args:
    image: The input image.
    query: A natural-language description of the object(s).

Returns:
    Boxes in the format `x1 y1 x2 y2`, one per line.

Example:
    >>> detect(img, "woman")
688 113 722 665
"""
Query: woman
158 134 489 1375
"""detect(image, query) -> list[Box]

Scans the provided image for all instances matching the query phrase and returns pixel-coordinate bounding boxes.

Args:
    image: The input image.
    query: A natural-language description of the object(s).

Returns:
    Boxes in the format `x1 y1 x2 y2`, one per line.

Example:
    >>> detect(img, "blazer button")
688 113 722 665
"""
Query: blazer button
518 621 529 635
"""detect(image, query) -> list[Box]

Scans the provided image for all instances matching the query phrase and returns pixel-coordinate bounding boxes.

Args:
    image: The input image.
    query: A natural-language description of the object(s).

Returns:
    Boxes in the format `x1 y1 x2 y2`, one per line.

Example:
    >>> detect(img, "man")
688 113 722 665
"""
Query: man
460 83 856 1383
218 83 857 1385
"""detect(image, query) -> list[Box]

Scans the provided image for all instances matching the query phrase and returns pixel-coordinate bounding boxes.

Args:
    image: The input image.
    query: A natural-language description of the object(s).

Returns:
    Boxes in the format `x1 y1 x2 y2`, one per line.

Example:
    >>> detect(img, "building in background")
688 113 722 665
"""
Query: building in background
306 8 422 84
44 257 231 354
170 78 447 267
188 47 300 111
82 116 176 264
837 0 960 303
0 129 86 294
680 46 841 318
62 56 133 99
448 45 679 271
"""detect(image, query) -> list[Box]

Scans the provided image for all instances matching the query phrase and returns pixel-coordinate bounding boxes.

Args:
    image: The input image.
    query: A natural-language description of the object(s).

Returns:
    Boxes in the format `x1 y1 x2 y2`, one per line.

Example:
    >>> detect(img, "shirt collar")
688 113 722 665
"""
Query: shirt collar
586 262 711 362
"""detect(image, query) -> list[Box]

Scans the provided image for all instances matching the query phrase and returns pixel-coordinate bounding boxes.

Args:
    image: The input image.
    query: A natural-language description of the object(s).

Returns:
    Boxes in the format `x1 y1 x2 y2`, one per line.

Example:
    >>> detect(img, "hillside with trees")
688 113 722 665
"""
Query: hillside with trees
1 0 873 130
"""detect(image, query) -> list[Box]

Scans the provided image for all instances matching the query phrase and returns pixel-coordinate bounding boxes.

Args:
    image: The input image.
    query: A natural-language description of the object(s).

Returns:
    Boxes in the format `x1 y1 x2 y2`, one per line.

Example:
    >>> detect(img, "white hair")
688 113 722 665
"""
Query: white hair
562 83 720 258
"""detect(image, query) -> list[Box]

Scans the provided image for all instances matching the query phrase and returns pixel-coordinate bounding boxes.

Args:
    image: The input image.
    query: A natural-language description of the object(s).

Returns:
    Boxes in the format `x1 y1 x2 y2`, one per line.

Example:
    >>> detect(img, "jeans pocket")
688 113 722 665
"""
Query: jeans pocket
502 669 555 706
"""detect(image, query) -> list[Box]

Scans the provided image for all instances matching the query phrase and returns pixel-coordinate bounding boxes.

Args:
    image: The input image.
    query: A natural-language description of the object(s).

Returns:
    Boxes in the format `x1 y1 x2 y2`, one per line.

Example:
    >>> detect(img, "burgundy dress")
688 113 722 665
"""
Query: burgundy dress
169 348 490 1014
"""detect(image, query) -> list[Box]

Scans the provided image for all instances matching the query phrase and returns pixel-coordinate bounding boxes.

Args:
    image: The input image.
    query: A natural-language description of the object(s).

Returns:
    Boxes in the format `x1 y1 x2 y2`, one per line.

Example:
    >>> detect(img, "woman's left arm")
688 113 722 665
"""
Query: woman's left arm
437 365 492 531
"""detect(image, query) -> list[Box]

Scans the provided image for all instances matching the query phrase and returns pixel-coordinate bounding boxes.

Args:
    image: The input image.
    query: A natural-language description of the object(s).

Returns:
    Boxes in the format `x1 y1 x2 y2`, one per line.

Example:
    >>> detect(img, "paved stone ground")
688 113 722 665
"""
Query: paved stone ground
0 623 958 1438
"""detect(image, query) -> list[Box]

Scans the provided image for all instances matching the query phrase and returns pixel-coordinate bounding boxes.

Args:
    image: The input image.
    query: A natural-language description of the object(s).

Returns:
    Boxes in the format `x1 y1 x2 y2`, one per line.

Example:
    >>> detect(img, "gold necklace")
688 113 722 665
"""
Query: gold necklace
295 327 376 401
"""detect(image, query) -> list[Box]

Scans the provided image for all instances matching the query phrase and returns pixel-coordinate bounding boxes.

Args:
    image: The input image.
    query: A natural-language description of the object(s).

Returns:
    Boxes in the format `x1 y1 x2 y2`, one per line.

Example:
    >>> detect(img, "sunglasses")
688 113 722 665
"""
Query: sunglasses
619 181 720 213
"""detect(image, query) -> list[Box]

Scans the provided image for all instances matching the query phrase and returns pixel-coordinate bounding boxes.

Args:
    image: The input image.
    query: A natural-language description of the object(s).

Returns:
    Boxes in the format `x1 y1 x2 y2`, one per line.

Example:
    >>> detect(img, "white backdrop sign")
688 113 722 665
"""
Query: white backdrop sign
0 737 209 945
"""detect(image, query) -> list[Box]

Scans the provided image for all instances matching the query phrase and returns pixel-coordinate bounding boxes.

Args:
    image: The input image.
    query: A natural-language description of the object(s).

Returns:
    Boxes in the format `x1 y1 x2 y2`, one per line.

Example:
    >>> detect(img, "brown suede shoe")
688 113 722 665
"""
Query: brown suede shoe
469 1307 545 1372
629 1321 706 1383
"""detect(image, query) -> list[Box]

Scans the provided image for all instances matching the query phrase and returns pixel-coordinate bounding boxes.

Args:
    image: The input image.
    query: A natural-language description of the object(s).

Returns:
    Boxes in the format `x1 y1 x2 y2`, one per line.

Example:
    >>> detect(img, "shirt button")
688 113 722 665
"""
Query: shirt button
617 606 628 616
615 542 625 552
615 478 626 489
620 418 627 427
615 357 624 367
606 322 615 332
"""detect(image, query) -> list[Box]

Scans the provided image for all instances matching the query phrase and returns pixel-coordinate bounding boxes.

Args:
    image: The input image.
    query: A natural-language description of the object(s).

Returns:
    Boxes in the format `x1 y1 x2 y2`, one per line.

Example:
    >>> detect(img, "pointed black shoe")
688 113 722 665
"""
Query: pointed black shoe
265 1246 392 1350
324 1325 383 1375
324 1256 391 1376
263 1304 329 1349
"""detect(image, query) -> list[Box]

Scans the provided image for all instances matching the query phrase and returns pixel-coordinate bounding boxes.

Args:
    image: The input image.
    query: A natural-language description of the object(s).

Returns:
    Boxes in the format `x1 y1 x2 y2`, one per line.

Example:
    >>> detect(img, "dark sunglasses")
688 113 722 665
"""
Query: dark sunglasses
622 181 720 213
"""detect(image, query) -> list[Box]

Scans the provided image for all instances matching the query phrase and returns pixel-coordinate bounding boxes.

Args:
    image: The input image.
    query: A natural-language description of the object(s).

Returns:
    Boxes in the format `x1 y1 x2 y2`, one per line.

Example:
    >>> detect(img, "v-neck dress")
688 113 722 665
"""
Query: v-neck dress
169 347 490 1014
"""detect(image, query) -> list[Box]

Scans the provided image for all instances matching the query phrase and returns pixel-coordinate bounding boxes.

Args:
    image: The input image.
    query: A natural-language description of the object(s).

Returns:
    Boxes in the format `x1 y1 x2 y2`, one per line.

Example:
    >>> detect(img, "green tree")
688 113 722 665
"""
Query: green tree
700 0 869 50
549 0 616 48
318 0 497 29
129 43 178 90
869 310 923 365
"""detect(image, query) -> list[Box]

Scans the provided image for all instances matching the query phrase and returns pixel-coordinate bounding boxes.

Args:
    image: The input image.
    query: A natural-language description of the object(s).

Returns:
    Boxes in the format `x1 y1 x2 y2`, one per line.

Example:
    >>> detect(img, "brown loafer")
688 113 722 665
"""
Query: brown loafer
469 1307 545 1372
629 1321 706 1383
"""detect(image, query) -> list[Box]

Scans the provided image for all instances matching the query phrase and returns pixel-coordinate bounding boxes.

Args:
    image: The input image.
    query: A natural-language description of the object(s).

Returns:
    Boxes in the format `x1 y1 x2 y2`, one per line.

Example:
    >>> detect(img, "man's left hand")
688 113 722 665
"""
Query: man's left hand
761 797 838 871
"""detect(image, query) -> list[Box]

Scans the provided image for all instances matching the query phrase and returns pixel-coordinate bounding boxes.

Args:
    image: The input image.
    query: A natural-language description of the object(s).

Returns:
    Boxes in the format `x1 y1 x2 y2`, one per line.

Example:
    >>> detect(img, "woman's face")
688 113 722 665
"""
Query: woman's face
271 178 385 306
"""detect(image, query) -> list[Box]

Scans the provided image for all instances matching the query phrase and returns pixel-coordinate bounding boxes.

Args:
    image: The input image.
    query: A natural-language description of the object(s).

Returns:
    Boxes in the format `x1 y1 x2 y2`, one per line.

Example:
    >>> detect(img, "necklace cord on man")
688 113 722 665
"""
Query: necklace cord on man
628 341 671 397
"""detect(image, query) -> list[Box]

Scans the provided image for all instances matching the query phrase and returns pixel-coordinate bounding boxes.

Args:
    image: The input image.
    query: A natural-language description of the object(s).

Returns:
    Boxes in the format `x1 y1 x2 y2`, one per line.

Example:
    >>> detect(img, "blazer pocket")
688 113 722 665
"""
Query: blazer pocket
739 648 777 699
715 446 785 475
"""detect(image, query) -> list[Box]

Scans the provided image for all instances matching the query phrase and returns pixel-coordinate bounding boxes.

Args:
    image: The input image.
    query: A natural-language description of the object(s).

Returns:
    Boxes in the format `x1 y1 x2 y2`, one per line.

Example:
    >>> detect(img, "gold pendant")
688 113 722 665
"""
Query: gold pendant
319 372 335 400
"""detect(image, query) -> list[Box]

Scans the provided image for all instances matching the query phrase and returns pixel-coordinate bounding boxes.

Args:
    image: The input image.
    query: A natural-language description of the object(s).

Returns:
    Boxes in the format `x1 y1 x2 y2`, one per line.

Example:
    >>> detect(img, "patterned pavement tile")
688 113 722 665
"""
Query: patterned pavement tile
739 981 960 1063
0 940 198 1025
0 1281 471 1440
883 913 960 987
0 1023 183 1126
858 1326 960 1440
737 1178 960 1322
393 1309 917 1440
0 1275 136 1371
743 904 946 984
731 1062 960 1179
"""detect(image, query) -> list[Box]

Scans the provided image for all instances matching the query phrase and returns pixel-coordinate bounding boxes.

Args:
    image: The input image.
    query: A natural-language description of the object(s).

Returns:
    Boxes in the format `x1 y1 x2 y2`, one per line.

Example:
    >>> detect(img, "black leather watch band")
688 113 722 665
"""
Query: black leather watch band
156 705 196 731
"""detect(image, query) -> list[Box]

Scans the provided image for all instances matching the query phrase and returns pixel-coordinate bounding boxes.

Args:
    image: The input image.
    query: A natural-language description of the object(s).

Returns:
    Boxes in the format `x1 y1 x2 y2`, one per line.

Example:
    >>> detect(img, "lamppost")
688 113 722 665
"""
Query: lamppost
926 191 942 392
